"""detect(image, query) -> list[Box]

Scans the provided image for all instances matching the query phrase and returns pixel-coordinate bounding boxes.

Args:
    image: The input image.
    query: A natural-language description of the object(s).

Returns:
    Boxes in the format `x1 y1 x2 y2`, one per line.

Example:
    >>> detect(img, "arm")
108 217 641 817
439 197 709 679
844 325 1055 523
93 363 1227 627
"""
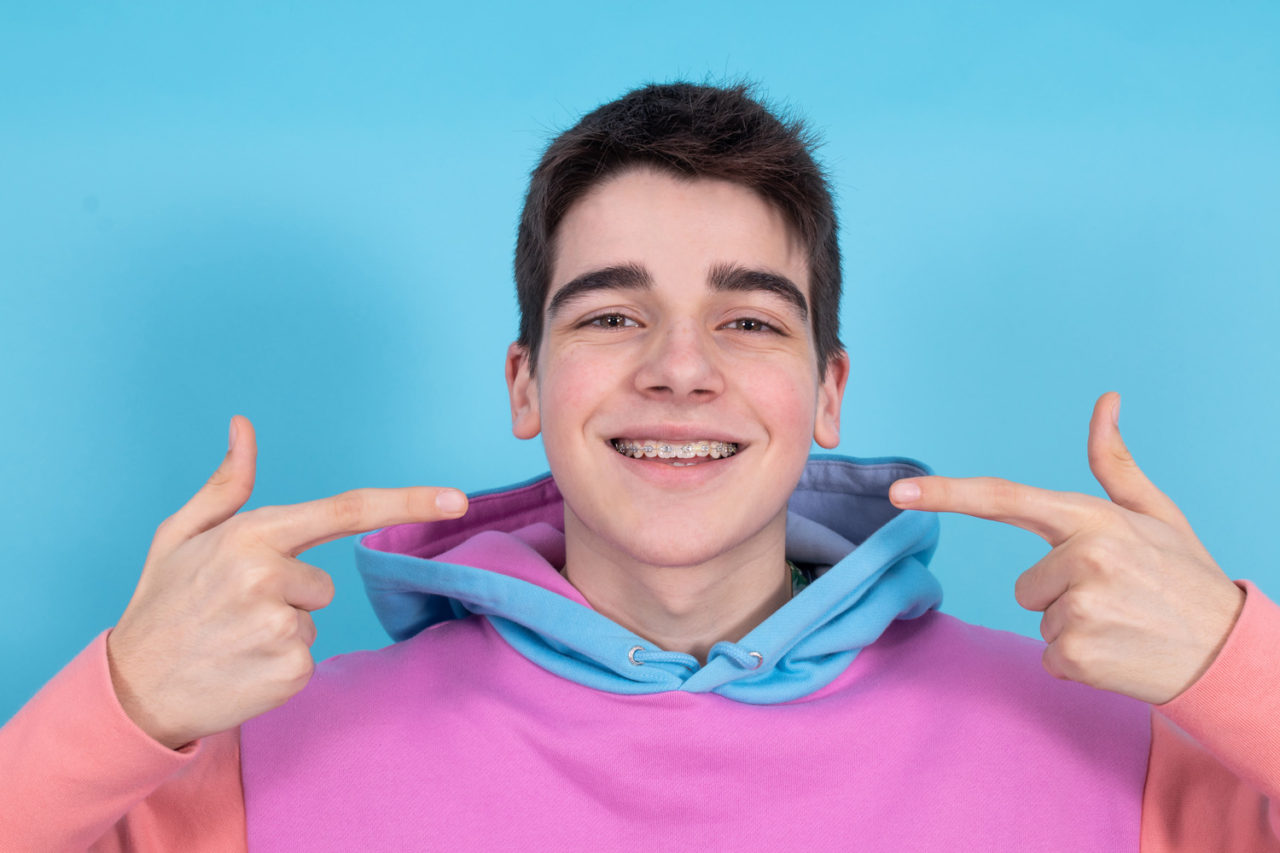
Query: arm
0 631 244 852
1141 581 1280 851
1 416 469 851
886 393 1276 846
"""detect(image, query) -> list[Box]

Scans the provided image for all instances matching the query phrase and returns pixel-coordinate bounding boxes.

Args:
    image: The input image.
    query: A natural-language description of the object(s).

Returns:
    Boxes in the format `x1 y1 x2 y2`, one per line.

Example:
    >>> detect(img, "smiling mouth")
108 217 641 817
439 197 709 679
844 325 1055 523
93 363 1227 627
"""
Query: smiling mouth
610 439 739 466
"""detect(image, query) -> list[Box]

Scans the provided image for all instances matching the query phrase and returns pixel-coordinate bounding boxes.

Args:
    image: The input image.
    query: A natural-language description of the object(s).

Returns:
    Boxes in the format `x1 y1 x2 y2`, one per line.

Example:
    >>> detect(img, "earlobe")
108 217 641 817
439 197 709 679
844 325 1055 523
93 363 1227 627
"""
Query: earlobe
813 350 850 449
505 342 541 440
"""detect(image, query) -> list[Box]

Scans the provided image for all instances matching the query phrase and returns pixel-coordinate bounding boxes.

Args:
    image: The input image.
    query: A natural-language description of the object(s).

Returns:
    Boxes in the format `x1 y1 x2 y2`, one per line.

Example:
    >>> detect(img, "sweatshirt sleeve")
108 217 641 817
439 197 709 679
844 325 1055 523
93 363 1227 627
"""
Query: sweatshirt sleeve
1141 581 1280 851
0 630 247 852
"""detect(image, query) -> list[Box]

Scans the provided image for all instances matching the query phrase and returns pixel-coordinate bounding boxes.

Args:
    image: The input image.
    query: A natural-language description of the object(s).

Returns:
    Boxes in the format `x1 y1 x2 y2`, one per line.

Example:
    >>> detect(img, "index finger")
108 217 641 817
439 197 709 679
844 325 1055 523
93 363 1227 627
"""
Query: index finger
246 486 469 557
888 476 1102 546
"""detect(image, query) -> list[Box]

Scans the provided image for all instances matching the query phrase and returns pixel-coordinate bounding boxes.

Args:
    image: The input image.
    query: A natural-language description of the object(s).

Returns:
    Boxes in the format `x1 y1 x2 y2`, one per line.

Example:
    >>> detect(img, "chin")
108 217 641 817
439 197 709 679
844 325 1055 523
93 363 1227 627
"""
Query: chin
580 504 786 569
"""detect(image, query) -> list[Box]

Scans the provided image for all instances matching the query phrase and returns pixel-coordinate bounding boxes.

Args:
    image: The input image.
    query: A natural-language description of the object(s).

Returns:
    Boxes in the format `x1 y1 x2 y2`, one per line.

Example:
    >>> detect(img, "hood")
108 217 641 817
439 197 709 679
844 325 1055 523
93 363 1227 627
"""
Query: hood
355 454 943 704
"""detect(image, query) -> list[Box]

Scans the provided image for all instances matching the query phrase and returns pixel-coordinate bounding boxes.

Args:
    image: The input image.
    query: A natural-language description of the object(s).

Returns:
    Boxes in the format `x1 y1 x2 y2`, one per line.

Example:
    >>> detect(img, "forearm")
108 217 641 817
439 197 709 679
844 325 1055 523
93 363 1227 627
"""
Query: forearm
0 630 246 852
1141 581 1280 850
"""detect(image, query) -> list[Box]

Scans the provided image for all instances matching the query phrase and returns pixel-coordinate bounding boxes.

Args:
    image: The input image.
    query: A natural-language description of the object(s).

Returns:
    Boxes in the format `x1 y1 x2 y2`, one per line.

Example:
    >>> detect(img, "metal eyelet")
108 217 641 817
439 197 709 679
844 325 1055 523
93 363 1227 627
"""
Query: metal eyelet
627 645 645 665
748 652 763 669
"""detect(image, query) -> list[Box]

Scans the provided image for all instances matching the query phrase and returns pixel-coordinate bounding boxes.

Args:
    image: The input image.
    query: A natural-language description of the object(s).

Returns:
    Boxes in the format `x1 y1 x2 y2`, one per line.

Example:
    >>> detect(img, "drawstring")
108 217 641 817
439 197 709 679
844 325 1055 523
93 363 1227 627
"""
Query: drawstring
709 642 765 669
628 646 698 668
628 643 763 670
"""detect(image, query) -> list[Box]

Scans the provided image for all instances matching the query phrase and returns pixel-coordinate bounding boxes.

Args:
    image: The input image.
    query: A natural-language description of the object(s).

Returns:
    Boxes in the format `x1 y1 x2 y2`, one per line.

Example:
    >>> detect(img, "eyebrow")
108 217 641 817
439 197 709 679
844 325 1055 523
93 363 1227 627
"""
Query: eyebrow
546 263 653 317
707 262 808 320
546 261 809 320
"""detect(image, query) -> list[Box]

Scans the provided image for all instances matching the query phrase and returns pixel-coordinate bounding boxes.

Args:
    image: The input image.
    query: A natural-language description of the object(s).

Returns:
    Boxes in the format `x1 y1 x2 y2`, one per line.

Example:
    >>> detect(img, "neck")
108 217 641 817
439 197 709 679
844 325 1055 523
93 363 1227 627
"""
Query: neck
561 508 791 666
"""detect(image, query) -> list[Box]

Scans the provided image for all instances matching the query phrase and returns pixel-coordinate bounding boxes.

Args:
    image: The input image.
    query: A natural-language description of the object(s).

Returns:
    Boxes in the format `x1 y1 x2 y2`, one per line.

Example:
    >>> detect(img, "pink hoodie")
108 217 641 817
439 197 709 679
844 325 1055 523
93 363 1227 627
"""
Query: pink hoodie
2 459 1277 850
2 590 1277 850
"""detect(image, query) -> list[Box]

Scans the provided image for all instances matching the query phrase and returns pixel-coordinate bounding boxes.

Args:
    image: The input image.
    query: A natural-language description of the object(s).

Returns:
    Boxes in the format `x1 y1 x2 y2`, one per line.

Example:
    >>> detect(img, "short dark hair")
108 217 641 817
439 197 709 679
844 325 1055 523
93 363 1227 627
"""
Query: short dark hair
514 81 844 377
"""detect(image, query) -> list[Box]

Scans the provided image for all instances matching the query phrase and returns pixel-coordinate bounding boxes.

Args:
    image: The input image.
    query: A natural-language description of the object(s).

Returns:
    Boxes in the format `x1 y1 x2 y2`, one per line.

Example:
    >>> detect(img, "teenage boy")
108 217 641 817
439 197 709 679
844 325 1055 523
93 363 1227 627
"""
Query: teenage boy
3 83 1278 851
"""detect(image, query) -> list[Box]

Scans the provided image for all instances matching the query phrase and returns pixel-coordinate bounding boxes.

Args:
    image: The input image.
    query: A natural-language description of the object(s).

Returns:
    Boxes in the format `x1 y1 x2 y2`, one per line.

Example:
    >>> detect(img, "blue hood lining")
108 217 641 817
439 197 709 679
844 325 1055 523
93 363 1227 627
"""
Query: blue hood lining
355 454 944 704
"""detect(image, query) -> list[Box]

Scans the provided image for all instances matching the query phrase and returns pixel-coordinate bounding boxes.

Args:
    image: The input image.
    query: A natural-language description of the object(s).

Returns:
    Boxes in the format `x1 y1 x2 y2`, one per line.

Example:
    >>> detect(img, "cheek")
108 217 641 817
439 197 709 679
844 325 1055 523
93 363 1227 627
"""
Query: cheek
776 392 819 449
537 348 622 441
734 358 818 440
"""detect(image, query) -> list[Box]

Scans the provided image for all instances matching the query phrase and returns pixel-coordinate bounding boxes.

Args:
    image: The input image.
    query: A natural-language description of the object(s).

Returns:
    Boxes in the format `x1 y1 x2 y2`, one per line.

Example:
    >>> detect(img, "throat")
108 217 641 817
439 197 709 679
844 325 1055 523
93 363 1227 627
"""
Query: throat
559 533 793 666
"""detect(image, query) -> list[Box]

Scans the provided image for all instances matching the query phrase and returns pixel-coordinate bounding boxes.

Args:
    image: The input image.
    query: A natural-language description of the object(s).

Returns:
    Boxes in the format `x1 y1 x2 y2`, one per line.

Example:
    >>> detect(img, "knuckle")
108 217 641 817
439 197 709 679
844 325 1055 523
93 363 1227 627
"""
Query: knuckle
1083 506 1117 535
224 478 254 507
1107 444 1135 467
329 490 369 530
205 465 235 490
283 645 316 686
154 514 179 540
1074 537 1112 573
1041 645 1066 680
221 511 261 545
1088 440 1134 470
1062 592 1094 624
263 606 298 643
297 612 317 645
1013 573 1038 610
316 571 337 606
983 477 1020 512
204 466 252 503
1051 634 1090 677
238 561 278 599
221 508 283 555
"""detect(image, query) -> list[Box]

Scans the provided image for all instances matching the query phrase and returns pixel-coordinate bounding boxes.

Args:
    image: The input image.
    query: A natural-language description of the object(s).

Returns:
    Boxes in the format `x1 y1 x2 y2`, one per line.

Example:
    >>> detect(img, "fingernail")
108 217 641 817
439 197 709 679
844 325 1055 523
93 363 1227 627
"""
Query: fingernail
228 417 238 452
1112 394 1121 427
436 490 467 514
890 481 921 504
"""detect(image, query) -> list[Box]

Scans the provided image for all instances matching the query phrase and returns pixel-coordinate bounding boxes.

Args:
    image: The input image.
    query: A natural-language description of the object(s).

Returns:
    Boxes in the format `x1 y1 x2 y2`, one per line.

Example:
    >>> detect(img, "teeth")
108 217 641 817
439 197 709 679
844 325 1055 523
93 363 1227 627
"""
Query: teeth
611 439 738 460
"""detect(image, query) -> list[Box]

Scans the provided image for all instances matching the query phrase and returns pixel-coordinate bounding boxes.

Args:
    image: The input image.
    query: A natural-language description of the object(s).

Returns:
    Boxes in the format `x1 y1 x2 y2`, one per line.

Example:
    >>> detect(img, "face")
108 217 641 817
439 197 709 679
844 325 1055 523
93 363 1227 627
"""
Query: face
506 167 849 568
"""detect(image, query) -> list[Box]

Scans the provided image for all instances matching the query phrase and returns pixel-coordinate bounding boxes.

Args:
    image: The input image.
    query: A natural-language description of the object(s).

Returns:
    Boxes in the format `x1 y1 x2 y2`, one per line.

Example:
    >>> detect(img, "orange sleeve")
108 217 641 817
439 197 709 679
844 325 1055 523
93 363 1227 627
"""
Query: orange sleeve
1141 581 1280 851
0 630 247 852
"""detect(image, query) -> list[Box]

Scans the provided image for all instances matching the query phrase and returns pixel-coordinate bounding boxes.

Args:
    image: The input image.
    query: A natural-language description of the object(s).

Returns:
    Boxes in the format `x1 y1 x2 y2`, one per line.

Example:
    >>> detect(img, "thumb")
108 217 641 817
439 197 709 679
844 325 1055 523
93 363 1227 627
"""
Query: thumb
1086 392 1190 531
149 415 258 560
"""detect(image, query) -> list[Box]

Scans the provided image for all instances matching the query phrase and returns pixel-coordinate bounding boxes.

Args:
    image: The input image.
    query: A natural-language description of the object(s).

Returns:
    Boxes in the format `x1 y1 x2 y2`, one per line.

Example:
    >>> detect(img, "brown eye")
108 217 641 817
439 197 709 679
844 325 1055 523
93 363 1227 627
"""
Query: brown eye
587 313 637 329
725 317 778 334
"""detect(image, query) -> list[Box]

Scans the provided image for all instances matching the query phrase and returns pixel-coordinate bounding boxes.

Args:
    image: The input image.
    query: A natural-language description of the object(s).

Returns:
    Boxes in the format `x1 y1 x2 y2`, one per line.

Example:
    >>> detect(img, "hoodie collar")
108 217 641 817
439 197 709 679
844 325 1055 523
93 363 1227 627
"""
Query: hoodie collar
356 454 943 704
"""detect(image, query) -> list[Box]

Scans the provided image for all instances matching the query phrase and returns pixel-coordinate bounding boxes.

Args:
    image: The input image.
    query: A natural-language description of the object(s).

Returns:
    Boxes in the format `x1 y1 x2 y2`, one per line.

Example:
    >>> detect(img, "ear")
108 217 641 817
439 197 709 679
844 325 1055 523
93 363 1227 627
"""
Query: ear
813 349 849 449
505 342 541 440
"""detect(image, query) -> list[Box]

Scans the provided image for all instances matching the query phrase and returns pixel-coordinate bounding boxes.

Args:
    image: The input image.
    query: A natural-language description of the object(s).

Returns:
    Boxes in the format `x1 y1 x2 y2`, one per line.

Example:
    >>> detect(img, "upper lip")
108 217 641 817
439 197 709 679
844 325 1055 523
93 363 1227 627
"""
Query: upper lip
607 425 748 446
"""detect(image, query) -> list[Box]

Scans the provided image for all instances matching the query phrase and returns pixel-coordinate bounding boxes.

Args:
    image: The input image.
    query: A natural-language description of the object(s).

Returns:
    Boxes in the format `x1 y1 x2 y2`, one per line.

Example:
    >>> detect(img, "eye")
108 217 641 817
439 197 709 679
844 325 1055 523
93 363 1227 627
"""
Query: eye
584 312 639 329
722 317 779 334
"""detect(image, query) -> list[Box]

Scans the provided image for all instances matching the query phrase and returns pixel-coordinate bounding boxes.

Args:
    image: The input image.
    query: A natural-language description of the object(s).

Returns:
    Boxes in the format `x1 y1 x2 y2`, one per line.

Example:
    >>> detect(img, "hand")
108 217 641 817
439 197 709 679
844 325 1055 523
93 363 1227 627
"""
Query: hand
888 392 1245 705
106 416 469 749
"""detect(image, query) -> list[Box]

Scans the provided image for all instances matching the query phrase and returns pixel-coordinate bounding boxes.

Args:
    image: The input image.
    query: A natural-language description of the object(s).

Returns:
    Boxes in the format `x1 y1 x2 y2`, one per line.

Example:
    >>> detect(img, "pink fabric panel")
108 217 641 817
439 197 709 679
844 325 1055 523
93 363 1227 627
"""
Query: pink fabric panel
432 524 584 603
242 611 1150 850
363 476 564 559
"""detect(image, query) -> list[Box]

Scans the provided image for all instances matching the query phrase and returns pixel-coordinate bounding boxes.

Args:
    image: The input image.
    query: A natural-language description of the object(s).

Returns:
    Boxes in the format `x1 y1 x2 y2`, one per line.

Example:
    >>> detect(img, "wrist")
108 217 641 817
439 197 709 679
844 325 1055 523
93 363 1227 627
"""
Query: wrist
1174 579 1246 701
105 629 194 750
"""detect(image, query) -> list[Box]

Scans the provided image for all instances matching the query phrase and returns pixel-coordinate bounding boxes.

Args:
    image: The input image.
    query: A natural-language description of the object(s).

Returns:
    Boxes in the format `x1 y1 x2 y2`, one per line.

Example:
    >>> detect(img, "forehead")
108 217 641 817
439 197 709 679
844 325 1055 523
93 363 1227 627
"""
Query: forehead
549 167 809 300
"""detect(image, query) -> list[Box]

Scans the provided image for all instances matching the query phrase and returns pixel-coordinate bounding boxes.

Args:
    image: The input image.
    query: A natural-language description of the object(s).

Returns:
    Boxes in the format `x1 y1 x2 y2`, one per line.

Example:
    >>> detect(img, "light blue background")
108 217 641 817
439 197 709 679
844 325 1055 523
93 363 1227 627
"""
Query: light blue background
3 2 1278 721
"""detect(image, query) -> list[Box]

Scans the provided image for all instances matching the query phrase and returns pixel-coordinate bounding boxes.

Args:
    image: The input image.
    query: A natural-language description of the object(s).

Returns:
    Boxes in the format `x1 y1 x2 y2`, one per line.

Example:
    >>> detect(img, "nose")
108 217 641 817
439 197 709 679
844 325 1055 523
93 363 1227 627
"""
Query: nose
633 319 725 401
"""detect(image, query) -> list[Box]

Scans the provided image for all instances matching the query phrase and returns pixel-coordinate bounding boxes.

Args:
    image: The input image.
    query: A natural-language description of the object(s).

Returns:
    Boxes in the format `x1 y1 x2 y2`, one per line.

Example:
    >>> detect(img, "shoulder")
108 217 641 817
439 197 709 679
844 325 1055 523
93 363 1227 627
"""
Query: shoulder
314 617 490 686
863 610 1152 737
247 617 494 740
